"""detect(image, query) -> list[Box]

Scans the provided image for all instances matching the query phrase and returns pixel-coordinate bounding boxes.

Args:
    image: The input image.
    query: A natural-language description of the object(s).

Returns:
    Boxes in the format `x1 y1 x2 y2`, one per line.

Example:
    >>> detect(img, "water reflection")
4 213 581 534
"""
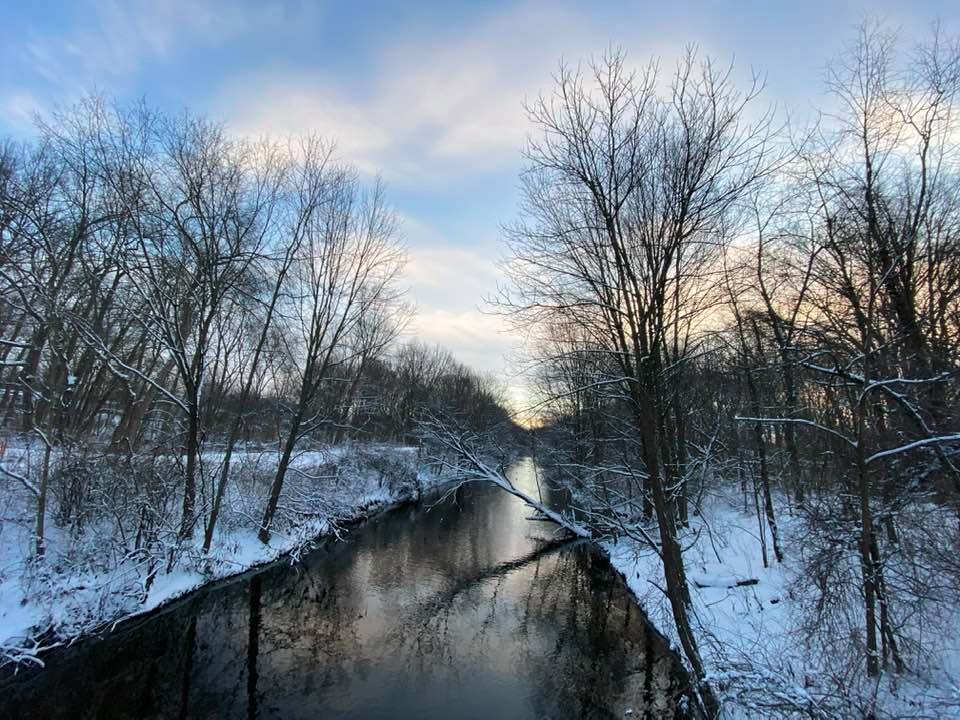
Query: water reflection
0 458 684 719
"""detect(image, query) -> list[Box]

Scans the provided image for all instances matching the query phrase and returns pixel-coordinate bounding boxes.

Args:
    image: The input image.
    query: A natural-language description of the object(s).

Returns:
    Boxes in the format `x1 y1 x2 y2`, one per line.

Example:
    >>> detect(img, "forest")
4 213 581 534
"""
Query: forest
411 23 960 717
1 16 959 720
0 97 511 664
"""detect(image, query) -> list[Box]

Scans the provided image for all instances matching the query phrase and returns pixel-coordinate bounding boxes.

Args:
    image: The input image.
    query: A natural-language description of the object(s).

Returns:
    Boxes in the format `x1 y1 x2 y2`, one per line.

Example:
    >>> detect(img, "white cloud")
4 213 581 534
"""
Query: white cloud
410 309 515 372
406 244 499 302
4 0 700 387
0 92 42 131
392 220 544 415
223 81 398 177
214 1 611 184
399 217 516 375
12 0 322 90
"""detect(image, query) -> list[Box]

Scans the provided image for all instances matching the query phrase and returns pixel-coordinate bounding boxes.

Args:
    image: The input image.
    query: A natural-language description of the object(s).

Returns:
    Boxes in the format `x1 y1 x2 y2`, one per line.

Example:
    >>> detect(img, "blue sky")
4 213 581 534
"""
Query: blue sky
2 0 956 403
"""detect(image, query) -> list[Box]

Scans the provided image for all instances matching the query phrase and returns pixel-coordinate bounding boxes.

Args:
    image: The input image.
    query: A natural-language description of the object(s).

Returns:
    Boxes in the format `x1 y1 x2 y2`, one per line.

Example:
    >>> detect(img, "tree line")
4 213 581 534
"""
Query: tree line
0 98 510 559
481 21 960 717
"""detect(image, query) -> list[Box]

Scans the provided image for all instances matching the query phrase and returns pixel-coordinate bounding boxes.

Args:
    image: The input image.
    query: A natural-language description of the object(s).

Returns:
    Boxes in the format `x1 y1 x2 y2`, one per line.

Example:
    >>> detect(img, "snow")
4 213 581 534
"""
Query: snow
141 570 204 613
603 496 960 718
0 444 443 668
4 439 957 717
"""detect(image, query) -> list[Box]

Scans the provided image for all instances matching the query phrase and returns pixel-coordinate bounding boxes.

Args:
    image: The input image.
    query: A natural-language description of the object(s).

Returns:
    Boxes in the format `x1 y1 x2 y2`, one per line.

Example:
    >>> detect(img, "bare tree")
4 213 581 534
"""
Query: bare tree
258 174 406 542
500 48 782 716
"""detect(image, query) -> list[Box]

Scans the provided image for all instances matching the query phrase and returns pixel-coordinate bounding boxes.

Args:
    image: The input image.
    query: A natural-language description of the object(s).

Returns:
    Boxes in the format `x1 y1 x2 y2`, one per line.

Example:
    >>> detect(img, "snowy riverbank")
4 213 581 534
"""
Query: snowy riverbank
0 444 442 668
603 495 960 719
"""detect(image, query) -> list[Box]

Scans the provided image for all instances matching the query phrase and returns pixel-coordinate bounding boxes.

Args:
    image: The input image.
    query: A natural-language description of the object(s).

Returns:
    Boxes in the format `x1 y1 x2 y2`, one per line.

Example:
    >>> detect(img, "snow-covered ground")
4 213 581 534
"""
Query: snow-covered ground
604 496 960 718
0 444 443 668
5 443 957 718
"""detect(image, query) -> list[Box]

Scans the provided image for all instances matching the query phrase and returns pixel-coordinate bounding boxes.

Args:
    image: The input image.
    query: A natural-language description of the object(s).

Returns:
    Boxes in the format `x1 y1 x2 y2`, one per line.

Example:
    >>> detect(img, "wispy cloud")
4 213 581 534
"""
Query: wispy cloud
1 0 323 129
23 2 207 84
215 2 612 184
401 217 510 362
0 92 42 131
3 0 848 384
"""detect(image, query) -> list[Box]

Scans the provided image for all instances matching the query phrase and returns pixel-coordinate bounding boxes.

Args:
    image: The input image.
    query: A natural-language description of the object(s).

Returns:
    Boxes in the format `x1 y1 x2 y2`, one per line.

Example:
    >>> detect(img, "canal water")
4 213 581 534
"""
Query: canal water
0 458 685 718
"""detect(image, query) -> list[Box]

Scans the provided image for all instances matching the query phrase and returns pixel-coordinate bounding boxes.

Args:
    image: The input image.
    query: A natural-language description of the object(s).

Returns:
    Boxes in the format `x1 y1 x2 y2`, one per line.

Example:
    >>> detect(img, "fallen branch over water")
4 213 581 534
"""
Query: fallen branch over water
418 416 592 539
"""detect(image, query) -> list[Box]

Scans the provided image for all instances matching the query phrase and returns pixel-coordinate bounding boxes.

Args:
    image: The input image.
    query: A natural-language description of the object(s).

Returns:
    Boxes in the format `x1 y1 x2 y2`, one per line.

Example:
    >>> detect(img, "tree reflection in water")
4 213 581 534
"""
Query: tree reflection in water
0 459 686 719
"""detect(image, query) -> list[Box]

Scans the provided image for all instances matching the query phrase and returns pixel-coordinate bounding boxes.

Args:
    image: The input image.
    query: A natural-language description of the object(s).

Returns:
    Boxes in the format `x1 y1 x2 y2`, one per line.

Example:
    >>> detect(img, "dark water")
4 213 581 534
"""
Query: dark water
0 459 685 719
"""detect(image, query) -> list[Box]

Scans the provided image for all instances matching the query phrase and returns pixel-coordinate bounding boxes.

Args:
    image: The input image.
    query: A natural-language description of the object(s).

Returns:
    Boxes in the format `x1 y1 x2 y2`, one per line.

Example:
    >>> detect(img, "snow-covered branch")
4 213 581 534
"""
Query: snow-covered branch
734 416 856 447
0 463 39 496
866 434 960 465
418 415 592 539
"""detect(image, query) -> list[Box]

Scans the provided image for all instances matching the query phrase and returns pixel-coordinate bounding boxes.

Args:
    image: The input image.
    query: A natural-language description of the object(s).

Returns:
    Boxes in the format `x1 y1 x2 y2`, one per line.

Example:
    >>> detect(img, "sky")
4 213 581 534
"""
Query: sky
1 0 956 408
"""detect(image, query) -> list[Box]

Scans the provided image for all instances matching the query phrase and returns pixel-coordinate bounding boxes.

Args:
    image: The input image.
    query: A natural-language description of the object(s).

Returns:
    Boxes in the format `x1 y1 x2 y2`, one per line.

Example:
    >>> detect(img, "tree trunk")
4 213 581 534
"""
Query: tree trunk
780 360 804 505
633 387 718 718
109 356 177 453
34 440 51 557
258 406 304 543
742 356 784 563
856 417 880 678
179 403 200 540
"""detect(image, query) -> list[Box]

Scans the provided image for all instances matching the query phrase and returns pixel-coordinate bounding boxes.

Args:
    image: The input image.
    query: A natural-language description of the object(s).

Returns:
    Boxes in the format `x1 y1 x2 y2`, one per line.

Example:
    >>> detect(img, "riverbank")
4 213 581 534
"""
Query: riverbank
1 457 691 720
602 494 960 719
0 444 444 668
